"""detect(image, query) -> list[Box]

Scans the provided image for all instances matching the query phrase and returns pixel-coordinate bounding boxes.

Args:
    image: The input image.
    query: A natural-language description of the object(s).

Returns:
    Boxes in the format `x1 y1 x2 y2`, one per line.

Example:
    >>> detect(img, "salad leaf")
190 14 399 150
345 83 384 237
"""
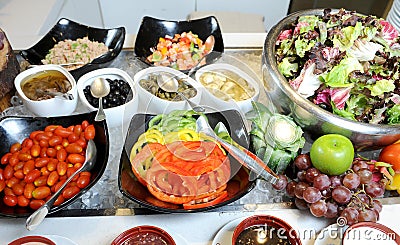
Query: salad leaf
346 93 369 117
387 104 400 124
332 21 363 51
276 38 295 57
347 39 382 61
278 57 298 77
370 107 387 124
367 79 396 96
297 15 320 34
332 102 356 121
295 38 317 58
297 63 321 98
379 20 399 44
321 57 363 87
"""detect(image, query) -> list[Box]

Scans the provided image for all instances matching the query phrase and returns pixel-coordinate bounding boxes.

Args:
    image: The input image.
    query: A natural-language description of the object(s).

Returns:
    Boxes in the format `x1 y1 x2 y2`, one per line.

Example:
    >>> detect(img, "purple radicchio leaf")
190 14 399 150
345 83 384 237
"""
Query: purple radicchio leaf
380 20 399 44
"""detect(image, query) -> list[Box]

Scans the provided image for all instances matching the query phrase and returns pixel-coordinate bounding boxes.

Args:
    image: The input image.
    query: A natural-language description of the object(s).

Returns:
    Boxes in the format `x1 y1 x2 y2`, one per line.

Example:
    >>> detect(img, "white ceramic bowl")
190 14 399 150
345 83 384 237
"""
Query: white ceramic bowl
77 68 139 128
14 64 78 117
133 66 203 114
195 63 260 114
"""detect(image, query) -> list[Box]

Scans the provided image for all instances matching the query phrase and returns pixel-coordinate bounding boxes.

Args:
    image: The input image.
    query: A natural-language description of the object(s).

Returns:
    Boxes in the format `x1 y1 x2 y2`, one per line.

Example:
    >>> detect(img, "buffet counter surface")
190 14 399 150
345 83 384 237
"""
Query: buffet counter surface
0 203 399 244
1 46 399 245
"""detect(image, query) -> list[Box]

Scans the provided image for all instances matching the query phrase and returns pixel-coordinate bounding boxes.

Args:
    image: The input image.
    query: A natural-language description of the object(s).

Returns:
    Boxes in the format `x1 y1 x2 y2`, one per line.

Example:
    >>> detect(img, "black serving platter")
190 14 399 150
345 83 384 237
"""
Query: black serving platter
119 109 256 213
134 15 224 73
0 111 109 217
20 18 125 79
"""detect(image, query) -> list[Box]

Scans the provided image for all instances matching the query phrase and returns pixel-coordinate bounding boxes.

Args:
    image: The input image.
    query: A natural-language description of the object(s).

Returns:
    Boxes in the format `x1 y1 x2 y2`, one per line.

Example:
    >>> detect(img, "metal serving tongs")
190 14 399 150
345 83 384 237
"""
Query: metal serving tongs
195 116 279 185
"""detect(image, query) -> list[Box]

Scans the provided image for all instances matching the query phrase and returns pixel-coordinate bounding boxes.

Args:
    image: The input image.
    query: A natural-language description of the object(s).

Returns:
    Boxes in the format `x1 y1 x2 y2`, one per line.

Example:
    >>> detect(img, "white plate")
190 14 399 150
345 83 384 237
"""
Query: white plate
42 235 78 245
171 233 189 245
313 223 347 245
212 217 246 245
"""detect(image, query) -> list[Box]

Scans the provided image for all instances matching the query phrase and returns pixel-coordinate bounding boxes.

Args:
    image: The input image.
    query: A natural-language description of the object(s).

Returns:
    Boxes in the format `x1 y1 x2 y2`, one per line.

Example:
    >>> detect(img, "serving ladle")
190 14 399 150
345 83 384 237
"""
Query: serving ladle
25 139 97 231
195 116 279 184
90 77 110 121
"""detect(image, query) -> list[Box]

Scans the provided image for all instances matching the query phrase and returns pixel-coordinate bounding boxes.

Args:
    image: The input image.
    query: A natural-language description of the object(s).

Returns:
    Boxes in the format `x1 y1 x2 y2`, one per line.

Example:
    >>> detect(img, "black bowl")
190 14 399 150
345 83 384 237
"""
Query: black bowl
134 16 224 73
119 109 255 213
0 111 109 217
20 18 125 79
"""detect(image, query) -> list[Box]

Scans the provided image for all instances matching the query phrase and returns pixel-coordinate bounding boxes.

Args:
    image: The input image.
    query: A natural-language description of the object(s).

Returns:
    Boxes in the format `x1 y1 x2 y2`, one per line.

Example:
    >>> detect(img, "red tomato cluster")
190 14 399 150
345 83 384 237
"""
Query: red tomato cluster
131 141 231 209
0 121 95 209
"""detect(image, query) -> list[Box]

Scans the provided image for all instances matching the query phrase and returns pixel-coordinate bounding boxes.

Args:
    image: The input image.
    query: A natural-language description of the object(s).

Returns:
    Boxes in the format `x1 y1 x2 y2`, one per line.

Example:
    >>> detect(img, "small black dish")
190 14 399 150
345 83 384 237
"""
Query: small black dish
119 109 255 213
134 15 224 73
20 18 125 79
0 111 109 217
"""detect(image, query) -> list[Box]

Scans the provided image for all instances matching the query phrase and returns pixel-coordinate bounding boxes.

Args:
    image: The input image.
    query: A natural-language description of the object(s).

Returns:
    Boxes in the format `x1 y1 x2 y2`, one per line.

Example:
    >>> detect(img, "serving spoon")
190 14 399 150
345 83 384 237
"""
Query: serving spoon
90 78 110 121
195 116 279 184
25 140 97 231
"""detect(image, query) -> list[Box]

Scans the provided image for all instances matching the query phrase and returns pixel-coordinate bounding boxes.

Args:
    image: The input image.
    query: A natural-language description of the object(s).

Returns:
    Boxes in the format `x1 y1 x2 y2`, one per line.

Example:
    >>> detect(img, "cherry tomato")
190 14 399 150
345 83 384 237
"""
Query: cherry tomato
76 175 91 189
46 148 57 158
48 135 62 147
81 120 89 130
47 171 59 186
35 158 49 168
54 127 72 138
57 161 68 176
21 138 33 149
34 175 48 187
53 195 65 206
10 143 21 153
29 199 45 210
17 195 30 207
45 125 59 132
65 143 83 154
3 195 18 207
57 149 67 162
32 186 51 199
1 152 12 165
24 169 41 183
67 154 85 164
24 183 35 199
12 183 24 196
62 186 80 199
379 143 400 171
84 125 95 140
30 144 41 157
0 180 5 192
23 160 35 175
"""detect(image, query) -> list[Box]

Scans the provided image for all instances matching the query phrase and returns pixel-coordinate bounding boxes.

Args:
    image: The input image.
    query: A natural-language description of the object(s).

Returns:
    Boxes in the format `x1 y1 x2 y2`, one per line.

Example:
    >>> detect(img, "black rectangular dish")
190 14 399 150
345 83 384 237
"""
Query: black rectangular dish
119 109 256 213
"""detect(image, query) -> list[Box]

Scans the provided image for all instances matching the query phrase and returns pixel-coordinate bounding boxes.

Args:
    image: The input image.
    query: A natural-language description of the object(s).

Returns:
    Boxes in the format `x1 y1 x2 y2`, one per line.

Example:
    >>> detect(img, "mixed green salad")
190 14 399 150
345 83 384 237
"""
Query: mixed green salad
276 8 400 124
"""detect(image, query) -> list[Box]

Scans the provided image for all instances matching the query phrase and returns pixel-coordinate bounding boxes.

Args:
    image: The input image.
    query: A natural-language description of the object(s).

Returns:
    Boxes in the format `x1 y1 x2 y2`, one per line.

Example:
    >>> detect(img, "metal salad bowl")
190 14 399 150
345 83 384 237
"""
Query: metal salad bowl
262 8 400 151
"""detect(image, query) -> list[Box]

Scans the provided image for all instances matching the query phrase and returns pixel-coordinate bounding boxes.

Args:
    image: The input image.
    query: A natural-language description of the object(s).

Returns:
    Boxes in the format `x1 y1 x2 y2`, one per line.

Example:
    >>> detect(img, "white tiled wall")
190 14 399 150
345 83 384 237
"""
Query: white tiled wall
0 0 290 49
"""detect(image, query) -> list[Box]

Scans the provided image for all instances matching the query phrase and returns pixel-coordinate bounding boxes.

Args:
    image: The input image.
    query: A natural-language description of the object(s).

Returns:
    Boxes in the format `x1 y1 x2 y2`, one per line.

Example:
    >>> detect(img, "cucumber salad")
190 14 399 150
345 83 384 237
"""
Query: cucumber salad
276 8 400 124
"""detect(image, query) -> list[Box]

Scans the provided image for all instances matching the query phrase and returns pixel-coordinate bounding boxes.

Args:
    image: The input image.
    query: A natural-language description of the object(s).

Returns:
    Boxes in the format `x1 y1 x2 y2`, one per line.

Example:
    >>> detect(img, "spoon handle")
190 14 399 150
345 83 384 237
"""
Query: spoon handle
213 136 279 184
95 97 106 121
25 167 83 231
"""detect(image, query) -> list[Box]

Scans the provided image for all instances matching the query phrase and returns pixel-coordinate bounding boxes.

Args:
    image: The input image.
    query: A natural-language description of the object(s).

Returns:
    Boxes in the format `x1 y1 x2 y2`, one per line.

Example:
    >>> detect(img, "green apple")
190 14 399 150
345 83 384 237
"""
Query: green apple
310 134 354 175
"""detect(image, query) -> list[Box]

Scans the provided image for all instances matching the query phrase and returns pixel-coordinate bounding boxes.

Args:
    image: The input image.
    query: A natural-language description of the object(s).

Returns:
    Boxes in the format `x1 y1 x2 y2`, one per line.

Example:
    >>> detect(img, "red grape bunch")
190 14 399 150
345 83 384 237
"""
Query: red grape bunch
272 154 384 225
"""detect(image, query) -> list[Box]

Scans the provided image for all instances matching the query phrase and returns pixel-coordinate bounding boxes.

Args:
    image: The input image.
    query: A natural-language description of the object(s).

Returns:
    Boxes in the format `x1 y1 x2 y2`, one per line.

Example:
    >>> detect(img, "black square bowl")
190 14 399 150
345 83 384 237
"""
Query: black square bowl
20 18 125 79
0 111 109 217
134 15 224 73
119 109 255 213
